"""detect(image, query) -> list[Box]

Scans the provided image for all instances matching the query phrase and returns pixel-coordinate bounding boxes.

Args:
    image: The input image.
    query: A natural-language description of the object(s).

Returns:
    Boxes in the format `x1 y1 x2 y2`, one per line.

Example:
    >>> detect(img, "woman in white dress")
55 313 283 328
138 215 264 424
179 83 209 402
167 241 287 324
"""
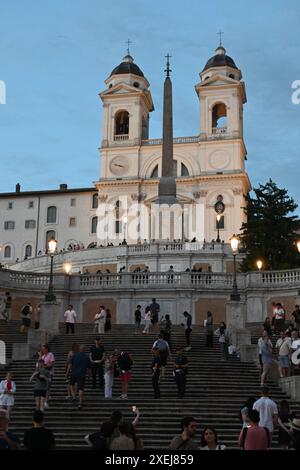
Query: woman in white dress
0 372 16 418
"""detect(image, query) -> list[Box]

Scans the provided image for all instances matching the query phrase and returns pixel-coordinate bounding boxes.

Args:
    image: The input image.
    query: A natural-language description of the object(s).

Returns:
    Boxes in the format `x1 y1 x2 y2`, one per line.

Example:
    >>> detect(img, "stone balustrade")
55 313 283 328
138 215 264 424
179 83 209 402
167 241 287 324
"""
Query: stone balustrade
2 268 300 292
10 241 228 274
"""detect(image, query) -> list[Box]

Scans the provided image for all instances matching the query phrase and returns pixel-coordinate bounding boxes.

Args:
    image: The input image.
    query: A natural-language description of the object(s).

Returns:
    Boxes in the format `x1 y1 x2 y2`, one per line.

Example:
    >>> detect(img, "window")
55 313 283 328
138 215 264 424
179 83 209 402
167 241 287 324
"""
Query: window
70 198 76 207
25 219 36 229
45 230 56 249
91 216 98 234
212 103 227 131
181 163 189 176
25 245 32 258
115 110 129 135
47 206 57 223
216 215 225 229
4 246 11 258
28 201 34 208
115 220 122 234
4 221 15 230
92 194 98 209
150 165 158 178
7 202 13 210
69 217 76 227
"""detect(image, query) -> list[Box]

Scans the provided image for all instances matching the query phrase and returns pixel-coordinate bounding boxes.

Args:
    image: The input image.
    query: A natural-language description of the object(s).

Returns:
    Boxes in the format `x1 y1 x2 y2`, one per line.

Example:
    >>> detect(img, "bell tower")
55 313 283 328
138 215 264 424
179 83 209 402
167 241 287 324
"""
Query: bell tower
99 52 154 179
195 44 247 172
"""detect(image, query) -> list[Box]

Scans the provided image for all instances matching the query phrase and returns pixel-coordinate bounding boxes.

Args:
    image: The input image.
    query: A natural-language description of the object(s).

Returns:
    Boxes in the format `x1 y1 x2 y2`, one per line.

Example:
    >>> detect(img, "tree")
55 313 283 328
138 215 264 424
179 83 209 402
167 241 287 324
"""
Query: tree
239 179 300 271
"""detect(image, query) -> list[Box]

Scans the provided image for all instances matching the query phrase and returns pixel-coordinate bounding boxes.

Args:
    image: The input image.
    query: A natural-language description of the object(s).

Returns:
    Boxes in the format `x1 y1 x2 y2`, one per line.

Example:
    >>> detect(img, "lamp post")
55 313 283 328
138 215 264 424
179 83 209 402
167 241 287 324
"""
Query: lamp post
123 215 127 243
216 214 221 243
45 237 57 302
256 260 263 271
64 262 72 275
230 234 240 301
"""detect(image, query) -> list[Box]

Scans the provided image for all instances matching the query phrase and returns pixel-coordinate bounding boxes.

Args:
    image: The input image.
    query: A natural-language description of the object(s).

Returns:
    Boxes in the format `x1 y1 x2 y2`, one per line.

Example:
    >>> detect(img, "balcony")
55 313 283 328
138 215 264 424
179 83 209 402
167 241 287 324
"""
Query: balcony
114 134 129 142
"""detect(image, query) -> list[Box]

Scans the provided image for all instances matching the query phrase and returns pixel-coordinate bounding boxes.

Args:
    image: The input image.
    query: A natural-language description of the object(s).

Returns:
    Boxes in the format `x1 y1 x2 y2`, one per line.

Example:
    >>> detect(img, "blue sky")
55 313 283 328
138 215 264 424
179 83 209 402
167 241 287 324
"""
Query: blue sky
0 0 300 213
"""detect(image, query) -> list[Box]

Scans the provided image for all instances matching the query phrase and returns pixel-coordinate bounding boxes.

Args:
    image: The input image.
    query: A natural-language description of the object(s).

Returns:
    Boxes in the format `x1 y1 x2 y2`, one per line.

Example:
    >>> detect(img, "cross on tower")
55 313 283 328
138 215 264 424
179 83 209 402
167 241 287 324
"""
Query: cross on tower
165 53 172 77
217 30 224 46
125 39 132 55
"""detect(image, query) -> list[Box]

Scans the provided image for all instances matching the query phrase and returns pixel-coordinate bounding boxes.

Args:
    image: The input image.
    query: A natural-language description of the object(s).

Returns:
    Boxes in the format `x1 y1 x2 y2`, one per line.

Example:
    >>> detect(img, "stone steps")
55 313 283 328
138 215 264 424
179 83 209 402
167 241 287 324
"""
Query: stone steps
0 321 297 449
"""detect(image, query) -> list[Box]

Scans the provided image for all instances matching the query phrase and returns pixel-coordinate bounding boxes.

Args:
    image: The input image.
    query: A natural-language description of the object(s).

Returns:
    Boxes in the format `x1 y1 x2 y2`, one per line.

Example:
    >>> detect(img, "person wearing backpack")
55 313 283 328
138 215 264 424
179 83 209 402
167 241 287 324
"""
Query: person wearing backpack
239 409 270 450
152 334 171 378
20 302 32 333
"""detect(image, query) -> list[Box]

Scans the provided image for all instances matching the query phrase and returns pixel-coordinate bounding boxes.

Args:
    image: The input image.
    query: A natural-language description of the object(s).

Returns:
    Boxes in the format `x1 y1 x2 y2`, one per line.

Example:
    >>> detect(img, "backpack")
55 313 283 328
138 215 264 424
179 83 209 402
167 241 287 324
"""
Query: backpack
241 426 270 450
21 304 30 316
154 339 168 351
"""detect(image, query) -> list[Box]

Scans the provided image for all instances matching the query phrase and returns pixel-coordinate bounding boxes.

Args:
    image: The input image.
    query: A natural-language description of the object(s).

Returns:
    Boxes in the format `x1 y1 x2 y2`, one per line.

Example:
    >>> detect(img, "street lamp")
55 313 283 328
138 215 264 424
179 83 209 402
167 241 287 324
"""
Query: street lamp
123 215 128 243
256 260 263 271
230 234 240 301
297 241 300 254
216 214 221 243
45 237 57 302
64 262 72 275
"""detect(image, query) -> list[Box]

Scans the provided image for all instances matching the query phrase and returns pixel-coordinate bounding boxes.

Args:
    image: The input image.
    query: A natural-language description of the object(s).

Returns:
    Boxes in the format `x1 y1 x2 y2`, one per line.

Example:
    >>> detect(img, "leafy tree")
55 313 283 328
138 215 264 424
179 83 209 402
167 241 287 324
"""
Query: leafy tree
239 179 300 271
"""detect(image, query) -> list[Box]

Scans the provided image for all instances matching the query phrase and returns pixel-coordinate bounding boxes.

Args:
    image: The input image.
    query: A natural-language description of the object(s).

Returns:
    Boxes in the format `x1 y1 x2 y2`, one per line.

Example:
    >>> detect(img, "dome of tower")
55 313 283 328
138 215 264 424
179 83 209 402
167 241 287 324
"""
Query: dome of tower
202 46 238 72
110 54 144 78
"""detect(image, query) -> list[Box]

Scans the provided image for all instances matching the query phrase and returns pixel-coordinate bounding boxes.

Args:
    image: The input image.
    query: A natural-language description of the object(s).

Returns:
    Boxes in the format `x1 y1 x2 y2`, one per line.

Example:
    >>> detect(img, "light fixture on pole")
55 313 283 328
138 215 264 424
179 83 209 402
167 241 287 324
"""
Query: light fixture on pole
64 262 72 275
230 234 240 301
45 237 57 302
123 215 128 243
256 260 263 271
216 214 221 243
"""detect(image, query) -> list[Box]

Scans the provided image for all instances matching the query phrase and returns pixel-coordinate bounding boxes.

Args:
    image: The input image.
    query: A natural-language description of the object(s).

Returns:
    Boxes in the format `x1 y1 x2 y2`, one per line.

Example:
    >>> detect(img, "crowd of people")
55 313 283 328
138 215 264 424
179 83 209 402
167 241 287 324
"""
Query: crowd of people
1 297 300 450
258 302 300 385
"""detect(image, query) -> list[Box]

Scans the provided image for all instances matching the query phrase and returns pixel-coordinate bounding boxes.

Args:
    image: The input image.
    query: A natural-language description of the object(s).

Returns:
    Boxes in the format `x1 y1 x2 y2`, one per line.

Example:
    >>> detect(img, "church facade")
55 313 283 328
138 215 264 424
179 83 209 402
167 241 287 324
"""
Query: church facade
0 45 251 268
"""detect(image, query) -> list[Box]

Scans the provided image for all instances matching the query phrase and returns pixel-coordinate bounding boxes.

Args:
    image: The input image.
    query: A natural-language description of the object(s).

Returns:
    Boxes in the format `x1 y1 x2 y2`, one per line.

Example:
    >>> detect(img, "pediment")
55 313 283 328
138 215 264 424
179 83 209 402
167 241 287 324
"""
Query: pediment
197 74 238 88
100 83 142 97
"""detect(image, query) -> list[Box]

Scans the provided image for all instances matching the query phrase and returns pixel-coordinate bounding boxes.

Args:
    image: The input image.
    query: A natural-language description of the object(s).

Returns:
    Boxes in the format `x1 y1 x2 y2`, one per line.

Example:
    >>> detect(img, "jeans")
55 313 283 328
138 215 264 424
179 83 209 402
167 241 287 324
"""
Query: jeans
104 372 114 398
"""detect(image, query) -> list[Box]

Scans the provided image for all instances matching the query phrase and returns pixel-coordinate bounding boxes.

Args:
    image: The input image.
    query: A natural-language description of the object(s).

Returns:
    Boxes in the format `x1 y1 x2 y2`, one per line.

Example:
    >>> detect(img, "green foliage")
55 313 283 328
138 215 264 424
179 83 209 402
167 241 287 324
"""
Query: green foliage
239 179 300 271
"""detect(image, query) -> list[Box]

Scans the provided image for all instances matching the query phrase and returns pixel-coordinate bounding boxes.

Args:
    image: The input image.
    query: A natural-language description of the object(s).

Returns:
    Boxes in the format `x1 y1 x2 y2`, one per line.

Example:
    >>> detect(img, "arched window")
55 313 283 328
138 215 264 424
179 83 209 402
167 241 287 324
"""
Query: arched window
92 194 98 209
4 246 11 258
25 245 32 258
115 110 129 135
212 103 227 133
91 216 98 234
46 230 56 249
47 206 57 223
181 163 189 176
150 165 158 178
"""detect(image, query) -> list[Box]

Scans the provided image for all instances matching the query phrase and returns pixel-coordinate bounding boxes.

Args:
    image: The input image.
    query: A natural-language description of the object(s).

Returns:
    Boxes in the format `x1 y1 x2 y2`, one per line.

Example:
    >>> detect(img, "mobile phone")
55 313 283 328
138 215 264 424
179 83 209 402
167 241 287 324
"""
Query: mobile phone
132 405 137 413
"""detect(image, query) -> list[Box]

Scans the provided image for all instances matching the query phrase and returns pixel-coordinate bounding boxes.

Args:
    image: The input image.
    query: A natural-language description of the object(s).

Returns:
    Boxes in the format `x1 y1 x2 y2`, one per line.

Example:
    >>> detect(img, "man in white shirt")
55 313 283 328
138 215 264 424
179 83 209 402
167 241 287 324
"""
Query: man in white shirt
253 386 278 442
275 331 291 378
64 304 77 334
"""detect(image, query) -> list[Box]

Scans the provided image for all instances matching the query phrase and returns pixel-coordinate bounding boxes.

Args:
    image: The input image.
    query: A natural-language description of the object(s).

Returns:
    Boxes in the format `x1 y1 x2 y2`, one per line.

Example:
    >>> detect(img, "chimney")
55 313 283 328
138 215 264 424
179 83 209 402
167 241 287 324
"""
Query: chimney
16 183 21 193
59 184 68 191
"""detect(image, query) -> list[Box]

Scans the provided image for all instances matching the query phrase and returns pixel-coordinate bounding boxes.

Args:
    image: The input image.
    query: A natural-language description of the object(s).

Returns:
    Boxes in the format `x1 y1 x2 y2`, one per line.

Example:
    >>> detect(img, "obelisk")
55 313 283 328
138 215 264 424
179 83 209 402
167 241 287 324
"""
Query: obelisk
157 54 177 205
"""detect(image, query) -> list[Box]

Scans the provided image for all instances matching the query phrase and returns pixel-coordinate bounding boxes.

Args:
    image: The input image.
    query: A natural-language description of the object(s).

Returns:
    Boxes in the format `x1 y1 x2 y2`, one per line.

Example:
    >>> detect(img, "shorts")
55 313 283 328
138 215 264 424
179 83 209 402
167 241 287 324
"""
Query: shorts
70 374 85 391
22 317 31 327
159 350 168 366
34 390 47 398
120 371 132 383
279 355 290 368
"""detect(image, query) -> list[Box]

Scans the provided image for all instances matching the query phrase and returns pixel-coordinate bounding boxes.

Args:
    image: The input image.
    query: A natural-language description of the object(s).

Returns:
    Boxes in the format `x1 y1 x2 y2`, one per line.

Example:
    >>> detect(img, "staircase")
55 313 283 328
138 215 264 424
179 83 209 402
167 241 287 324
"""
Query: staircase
1 320 299 449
